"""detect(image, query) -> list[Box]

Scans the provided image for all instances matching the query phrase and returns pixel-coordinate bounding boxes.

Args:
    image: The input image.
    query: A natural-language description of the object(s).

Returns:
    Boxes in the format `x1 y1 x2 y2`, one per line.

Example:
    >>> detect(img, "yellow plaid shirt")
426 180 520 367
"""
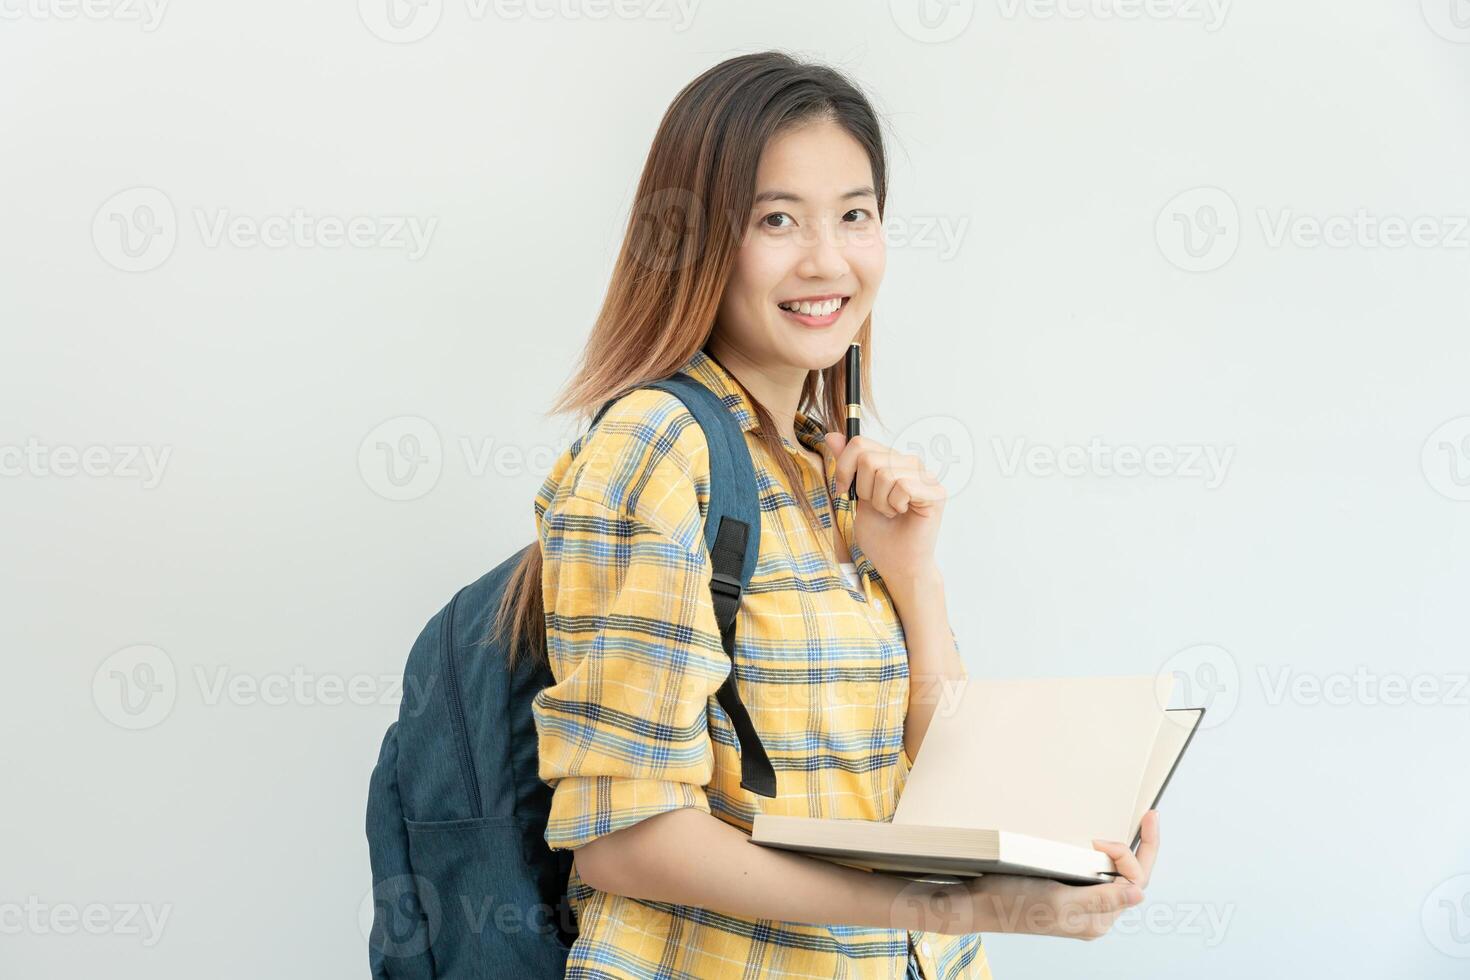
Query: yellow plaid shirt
532 347 992 979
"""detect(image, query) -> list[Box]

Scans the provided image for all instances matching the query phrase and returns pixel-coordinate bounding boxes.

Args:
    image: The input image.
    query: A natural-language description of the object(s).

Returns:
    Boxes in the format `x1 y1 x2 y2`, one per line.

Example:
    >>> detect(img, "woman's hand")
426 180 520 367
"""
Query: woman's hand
823 432 947 594
908 811 1162 939
974 810 1160 939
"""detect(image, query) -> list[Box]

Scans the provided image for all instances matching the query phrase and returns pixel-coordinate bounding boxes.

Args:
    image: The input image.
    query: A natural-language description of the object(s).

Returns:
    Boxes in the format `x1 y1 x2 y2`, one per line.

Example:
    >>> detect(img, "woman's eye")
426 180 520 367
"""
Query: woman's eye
759 208 871 230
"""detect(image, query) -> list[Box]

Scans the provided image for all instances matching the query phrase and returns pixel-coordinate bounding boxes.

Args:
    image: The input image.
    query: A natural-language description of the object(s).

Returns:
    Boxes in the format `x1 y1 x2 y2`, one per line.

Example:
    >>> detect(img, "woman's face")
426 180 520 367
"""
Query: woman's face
715 117 885 376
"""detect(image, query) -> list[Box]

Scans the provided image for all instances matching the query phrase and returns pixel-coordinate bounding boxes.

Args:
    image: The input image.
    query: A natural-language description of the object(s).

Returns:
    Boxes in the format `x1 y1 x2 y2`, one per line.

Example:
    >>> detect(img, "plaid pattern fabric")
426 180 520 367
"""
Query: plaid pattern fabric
532 347 992 979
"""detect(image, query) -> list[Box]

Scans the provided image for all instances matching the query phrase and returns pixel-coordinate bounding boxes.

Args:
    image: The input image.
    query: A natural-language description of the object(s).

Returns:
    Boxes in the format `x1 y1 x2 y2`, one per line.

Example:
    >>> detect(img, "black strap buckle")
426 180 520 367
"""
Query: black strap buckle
708 570 743 603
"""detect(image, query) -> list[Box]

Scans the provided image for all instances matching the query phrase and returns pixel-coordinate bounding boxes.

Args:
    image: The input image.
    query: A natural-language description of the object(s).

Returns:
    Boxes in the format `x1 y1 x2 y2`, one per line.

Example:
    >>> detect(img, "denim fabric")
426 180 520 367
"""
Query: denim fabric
366 553 577 979
366 357 779 980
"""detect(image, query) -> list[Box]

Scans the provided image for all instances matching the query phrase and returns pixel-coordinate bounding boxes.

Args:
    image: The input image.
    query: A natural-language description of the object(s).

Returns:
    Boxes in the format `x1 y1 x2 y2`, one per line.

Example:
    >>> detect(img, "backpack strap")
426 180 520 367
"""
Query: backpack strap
591 372 778 798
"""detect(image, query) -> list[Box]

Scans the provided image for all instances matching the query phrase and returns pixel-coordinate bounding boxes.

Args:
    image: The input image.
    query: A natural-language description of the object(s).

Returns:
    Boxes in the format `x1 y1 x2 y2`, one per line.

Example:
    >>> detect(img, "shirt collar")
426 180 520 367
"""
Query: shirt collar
679 347 829 453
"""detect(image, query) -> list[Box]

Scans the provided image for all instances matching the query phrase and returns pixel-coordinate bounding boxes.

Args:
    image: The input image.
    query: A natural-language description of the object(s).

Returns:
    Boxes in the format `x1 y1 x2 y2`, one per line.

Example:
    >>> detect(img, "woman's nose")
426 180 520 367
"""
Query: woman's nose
794 223 850 280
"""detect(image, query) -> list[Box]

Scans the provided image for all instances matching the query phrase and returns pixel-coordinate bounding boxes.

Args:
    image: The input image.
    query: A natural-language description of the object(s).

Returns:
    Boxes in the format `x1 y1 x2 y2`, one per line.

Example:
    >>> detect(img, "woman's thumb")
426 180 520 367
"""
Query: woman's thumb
823 431 847 455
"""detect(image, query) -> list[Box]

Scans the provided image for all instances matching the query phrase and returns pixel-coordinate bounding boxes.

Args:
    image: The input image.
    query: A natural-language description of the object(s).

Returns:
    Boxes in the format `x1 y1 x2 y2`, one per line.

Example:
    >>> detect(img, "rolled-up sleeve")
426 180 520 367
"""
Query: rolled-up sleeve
532 483 731 852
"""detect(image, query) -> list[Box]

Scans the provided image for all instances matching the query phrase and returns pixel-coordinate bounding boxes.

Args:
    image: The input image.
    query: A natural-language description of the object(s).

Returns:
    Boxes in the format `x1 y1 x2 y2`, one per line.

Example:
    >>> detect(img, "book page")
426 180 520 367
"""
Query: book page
1125 707 1203 842
893 675 1173 847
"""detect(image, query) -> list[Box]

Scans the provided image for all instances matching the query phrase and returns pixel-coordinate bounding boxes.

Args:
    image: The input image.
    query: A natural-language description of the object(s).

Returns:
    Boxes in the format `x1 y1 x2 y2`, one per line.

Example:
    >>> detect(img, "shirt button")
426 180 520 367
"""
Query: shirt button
921 940 933 957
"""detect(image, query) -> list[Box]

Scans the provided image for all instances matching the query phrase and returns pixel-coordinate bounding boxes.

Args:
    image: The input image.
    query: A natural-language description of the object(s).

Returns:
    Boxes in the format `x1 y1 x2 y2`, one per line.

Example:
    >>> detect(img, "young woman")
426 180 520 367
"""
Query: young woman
497 50 1159 980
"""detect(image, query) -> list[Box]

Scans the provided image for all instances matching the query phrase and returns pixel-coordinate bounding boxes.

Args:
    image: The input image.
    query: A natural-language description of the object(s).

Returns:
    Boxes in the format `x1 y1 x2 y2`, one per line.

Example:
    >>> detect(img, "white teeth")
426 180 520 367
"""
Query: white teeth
779 297 843 316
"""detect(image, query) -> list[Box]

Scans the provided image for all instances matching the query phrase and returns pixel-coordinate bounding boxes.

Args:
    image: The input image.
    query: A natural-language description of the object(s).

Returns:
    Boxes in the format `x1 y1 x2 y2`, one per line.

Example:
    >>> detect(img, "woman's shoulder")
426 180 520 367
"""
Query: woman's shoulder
536 386 713 548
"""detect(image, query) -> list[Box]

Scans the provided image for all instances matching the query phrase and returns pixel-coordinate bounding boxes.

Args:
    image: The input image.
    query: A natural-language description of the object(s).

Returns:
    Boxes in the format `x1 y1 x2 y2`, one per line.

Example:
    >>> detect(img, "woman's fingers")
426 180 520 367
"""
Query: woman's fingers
1056 879 1142 939
895 472 946 512
872 466 930 515
1092 811 1161 892
835 438 929 505
829 436 948 523
870 465 900 517
831 435 872 498
836 442 941 519
1080 879 1141 914
881 470 909 516
1134 810 1160 887
1091 839 1145 891
969 874 1144 942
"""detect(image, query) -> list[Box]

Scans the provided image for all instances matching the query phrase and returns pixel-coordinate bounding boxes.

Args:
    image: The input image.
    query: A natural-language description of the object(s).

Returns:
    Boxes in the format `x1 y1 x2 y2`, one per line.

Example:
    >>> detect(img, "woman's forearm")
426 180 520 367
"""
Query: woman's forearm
886 566 968 761
573 805 1148 942
574 806 969 933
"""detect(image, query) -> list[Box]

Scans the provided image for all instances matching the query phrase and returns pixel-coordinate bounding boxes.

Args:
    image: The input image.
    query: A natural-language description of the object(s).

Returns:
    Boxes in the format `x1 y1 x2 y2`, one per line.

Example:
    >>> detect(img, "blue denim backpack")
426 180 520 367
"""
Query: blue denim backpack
365 371 780 978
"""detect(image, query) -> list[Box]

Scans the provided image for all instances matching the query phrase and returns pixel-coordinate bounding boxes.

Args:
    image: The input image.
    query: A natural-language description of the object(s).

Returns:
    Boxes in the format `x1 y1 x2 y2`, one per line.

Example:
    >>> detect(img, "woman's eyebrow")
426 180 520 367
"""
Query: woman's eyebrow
752 185 876 206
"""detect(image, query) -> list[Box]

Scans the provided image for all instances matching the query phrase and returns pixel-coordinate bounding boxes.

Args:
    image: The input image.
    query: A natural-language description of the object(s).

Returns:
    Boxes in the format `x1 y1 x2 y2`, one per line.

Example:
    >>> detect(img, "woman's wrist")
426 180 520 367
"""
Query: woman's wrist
896 878 991 935
882 562 945 613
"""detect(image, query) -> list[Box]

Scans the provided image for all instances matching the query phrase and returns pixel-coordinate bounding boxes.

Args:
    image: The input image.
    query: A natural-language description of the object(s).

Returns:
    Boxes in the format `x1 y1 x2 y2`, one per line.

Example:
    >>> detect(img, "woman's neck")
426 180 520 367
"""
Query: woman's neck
704 337 808 447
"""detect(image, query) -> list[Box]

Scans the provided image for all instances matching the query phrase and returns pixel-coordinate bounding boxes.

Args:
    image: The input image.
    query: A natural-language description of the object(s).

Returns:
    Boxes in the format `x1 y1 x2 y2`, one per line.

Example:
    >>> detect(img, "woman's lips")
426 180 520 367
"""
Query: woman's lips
778 297 848 328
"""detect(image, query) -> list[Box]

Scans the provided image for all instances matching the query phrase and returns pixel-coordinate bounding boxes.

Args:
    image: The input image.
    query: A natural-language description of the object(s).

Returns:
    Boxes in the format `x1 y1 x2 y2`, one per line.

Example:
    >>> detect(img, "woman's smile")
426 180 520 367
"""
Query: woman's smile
777 294 851 328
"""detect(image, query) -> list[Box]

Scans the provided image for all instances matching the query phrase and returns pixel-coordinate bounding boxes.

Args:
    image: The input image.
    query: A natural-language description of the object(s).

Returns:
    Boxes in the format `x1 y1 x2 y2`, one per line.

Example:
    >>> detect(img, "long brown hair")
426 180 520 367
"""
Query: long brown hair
496 50 889 670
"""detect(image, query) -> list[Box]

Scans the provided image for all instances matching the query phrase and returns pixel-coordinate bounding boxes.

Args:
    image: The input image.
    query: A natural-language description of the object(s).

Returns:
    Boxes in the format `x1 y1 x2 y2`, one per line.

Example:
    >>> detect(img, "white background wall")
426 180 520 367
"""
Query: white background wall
4 1 1469 977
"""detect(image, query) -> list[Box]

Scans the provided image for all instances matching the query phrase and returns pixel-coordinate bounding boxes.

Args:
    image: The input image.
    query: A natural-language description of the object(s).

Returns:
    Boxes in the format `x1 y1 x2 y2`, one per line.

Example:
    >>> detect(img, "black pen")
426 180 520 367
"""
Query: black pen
845 343 860 502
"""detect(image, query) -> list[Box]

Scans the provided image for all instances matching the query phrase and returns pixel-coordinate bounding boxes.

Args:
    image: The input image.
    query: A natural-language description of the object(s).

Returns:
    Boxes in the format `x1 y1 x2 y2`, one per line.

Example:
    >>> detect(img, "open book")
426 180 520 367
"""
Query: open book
749 675 1203 885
